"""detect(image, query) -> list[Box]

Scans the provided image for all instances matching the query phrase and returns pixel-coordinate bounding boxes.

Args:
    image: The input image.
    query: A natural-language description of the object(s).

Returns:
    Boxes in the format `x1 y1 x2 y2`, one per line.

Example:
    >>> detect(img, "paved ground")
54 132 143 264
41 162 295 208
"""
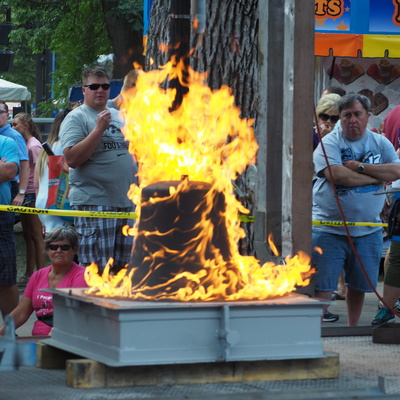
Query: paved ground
2 282 400 399
322 282 385 328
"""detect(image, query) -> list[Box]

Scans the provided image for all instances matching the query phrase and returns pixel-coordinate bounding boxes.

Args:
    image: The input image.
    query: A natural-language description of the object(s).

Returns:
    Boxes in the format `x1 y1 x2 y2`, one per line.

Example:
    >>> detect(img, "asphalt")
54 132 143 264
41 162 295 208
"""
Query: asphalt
1 282 400 399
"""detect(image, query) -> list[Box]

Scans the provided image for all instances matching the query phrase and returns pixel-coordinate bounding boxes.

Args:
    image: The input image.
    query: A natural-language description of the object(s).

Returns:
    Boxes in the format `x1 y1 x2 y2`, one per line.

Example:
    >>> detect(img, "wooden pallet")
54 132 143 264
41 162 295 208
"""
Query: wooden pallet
36 342 339 389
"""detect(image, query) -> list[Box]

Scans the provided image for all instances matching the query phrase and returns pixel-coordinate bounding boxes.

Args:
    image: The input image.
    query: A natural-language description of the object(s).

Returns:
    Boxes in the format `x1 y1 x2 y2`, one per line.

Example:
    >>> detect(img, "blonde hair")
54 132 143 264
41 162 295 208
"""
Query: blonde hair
316 93 341 116
14 112 42 142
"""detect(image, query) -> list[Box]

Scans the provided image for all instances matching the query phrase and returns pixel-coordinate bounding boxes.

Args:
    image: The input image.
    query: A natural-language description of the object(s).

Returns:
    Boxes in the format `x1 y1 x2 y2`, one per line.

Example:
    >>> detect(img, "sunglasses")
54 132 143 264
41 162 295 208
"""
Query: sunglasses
0 110 7 114
83 83 111 91
47 244 72 251
318 113 339 123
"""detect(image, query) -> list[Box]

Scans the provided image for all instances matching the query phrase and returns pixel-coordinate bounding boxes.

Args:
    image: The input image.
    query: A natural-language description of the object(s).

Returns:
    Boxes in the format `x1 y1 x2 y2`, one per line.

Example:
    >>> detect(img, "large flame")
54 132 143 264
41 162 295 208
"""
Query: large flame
84 58 314 301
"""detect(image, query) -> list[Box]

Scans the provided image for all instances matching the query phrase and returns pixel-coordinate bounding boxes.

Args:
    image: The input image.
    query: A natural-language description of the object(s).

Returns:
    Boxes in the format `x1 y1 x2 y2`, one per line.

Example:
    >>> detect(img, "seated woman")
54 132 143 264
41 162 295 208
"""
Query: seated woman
0 226 87 336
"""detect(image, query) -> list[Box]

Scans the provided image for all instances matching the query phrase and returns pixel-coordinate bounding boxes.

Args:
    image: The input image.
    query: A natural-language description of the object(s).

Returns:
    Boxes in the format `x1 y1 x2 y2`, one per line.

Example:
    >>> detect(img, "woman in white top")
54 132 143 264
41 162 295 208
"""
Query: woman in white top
34 110 73 234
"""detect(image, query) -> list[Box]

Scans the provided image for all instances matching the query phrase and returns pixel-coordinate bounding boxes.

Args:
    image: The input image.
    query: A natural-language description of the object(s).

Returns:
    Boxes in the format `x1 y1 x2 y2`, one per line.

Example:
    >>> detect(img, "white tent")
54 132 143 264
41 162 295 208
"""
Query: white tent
0 78 31 101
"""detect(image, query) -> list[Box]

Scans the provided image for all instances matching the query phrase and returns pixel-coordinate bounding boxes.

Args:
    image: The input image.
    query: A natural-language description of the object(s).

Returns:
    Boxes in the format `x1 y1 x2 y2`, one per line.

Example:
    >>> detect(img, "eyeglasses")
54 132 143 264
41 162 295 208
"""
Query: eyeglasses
0 110 8 114
47 244 72 251
318 113 339 123
83 83 111 91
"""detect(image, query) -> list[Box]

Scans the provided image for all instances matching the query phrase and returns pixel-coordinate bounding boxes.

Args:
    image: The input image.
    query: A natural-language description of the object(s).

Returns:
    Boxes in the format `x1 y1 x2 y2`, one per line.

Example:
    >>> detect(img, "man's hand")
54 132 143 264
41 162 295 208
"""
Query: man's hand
343 160 362 172
96 109 112 131
12 193 24 206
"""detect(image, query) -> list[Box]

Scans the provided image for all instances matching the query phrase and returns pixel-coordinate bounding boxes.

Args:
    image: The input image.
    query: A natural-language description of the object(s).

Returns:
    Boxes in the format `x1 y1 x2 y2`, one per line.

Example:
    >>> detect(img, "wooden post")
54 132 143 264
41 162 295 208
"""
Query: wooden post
255 0 314 267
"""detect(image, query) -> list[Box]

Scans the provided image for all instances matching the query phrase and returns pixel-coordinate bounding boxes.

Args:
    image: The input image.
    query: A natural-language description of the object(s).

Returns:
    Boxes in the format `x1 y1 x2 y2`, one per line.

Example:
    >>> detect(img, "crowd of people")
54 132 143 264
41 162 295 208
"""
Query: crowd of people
0 67 140 336
1 71 400 336
313 88 400 326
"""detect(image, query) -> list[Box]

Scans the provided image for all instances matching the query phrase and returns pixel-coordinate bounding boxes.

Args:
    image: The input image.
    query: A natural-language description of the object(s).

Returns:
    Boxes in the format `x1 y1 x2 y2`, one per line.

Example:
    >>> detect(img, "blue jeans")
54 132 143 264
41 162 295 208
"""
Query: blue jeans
312 230 382 293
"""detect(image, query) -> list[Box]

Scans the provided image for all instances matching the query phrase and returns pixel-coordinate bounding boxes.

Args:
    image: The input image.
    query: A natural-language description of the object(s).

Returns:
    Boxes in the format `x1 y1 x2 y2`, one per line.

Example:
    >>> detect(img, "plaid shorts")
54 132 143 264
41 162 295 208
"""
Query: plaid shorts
0 212 17 285
73 205 135 272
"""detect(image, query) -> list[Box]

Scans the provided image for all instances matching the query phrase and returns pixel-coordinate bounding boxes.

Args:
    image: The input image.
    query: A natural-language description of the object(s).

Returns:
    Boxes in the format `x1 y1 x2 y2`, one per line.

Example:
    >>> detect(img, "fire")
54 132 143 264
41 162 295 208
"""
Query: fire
84 57 314 301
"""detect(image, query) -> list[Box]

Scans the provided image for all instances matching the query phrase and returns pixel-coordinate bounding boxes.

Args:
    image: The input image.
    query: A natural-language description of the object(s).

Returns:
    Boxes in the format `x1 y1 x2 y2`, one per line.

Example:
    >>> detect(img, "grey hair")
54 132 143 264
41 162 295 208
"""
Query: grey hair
338 94 371 114
44 226 79 251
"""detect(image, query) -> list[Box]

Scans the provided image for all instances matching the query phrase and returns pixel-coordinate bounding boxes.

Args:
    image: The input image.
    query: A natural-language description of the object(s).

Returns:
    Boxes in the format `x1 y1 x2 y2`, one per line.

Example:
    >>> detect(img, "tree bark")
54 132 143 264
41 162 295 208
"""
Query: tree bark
146 0 258 119
100 0 145 78
145 0 258 255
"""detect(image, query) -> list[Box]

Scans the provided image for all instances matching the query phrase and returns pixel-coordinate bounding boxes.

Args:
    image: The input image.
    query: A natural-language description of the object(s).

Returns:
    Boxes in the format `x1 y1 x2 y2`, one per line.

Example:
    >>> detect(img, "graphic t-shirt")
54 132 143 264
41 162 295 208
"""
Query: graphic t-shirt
313 127 400 237
59 104 137 207
23 262 87 336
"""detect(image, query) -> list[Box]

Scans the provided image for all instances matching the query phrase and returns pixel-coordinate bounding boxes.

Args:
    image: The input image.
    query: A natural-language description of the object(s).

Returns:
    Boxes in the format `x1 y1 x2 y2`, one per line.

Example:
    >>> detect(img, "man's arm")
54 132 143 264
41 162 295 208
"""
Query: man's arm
12 160 29 206
322 164 381 186
63 109 111 168
0 158 18 183
343 160 400 183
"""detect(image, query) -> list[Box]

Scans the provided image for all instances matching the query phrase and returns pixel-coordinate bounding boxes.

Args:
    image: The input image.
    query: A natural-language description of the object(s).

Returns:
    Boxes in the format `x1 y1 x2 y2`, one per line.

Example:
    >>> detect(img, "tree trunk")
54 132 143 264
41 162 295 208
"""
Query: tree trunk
100 0 145 78
146 0 258 118
145 0 259 255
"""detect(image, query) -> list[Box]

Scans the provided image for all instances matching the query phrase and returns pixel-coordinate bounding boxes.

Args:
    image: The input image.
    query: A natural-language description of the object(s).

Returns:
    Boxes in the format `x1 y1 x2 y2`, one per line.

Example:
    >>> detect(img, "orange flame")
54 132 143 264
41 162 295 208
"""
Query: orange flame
268 234 280 257
84 57 314 301
314 246 323 255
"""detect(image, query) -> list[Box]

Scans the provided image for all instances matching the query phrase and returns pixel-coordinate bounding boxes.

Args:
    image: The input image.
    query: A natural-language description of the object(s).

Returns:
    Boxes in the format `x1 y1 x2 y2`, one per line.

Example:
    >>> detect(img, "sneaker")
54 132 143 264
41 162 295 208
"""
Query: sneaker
16 275 30 287
371 307 395 326
331 292 345 301
323 311 339 322
394 298 400 314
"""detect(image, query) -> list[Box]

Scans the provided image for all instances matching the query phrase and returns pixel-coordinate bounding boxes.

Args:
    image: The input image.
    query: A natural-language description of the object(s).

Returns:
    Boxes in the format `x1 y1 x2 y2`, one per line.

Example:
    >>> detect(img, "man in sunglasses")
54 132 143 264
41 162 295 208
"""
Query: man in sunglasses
59 68 137 273
312 94 400 327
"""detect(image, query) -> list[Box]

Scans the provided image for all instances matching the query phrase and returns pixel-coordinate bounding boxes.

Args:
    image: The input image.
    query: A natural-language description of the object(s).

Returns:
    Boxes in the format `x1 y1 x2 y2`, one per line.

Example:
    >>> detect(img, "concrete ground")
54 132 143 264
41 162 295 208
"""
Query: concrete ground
322 282 385 327
1 282 400 399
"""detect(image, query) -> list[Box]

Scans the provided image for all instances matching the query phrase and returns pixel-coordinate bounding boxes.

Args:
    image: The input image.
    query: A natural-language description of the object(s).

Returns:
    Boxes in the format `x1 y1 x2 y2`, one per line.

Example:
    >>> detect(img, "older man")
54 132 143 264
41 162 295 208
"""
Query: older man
59 68 137 272
0 135 20 318
312 94 400 326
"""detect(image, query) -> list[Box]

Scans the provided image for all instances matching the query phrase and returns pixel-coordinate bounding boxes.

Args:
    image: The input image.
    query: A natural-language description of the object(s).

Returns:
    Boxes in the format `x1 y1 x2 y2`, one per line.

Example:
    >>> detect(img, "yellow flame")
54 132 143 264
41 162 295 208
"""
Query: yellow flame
84 57 314 301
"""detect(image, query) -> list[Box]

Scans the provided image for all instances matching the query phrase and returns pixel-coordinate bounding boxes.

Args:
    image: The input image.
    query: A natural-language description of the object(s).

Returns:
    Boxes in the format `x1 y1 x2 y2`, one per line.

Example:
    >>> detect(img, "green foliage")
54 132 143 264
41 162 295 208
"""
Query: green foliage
1 0 143 114
105 0 143 30
4 0 112 106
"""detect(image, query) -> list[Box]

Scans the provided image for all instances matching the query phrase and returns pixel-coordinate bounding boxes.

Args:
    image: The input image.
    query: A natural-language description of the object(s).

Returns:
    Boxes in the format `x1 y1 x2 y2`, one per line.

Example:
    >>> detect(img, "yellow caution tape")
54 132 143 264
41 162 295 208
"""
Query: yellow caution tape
0 205 387 227
312 220 387 227
239 214 255 223
0 205 138 220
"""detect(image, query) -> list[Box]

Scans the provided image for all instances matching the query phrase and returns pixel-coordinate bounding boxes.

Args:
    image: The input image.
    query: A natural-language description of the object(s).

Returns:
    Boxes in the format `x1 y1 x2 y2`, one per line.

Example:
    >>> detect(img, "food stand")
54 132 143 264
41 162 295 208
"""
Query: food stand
315 0 400 130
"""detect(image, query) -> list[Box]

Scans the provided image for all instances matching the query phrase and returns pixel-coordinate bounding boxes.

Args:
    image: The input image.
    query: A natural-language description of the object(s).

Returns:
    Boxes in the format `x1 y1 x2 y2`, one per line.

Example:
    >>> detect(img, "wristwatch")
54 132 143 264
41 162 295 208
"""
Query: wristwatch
357 163 365 173
18 189 26 195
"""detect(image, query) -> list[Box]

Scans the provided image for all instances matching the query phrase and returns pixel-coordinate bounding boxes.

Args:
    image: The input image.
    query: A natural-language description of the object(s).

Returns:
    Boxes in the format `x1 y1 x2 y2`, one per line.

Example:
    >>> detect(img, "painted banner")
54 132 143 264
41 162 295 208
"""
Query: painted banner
315 1 400 57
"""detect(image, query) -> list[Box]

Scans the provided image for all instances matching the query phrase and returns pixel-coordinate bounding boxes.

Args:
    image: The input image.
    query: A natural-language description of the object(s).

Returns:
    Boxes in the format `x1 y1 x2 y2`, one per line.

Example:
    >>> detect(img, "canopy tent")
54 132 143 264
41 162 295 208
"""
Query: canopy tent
315 0 400 58
0 78 31 102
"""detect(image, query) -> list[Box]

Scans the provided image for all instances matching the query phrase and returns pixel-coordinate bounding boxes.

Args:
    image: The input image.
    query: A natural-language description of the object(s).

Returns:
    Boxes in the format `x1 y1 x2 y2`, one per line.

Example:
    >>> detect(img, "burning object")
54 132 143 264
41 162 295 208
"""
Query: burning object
84 58 314 301
44 60 326 371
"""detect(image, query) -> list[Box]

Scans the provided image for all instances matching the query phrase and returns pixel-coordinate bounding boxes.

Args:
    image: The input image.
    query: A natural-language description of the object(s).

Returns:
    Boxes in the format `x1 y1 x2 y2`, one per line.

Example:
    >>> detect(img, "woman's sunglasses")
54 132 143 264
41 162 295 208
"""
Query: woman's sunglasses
318 113 339 123
47 244 72 251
